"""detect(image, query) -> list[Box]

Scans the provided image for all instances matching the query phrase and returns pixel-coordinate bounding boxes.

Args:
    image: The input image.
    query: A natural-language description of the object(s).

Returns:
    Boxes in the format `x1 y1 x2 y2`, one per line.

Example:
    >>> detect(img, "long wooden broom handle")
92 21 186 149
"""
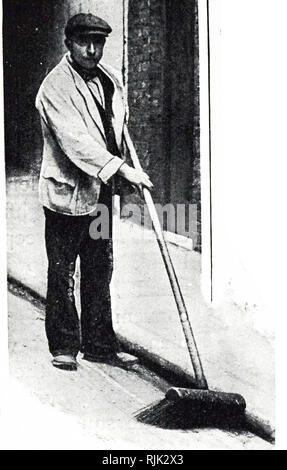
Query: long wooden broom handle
123 126 208 390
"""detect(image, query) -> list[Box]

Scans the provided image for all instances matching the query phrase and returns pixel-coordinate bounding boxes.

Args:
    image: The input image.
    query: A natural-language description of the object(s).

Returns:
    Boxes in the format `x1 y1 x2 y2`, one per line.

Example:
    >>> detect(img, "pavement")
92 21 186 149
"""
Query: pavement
6 176 275 446
5 290 272 450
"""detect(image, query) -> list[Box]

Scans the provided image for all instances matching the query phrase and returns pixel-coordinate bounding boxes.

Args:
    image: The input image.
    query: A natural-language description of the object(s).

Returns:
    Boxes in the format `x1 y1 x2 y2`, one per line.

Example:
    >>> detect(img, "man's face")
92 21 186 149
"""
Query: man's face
68 33 106 69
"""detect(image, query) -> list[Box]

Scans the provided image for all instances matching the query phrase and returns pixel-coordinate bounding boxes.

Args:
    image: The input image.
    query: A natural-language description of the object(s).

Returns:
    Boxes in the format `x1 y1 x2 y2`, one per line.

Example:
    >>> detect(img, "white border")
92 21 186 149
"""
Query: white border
199 0 212 302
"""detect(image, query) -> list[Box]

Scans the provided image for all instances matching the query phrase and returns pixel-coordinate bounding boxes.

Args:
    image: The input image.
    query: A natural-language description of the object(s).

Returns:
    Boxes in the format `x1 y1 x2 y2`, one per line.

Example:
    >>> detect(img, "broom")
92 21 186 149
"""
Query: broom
123 126 246 429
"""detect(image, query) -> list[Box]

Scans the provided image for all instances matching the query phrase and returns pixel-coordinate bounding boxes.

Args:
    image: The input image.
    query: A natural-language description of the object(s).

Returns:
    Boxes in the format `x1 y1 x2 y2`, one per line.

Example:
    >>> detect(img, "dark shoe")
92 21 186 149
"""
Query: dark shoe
52 354 77 371
82 352 111 363
83 351 139 368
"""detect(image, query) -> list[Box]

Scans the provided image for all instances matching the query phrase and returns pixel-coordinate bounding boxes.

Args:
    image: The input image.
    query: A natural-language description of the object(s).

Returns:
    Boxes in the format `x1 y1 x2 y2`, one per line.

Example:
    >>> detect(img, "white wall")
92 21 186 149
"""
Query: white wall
201 0 287 335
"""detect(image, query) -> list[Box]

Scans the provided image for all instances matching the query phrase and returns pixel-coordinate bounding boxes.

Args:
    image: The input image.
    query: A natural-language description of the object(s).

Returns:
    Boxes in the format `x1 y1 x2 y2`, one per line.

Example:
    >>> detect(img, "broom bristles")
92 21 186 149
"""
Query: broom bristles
135 397 246 430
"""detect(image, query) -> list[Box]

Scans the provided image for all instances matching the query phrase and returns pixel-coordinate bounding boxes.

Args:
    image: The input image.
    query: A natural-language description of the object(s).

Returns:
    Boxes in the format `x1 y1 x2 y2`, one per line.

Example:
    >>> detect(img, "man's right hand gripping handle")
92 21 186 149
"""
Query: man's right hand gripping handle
117 162 153 191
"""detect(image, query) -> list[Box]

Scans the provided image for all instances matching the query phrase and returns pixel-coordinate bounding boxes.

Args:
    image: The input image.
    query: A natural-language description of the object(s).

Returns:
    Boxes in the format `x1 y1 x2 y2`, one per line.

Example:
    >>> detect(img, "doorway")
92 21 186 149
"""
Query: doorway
3 0 66 175
127 0 200 247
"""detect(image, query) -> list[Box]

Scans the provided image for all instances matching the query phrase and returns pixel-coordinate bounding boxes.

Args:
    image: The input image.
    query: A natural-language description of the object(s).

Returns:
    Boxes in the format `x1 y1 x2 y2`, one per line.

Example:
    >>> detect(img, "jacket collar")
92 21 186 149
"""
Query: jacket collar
61 53 109 141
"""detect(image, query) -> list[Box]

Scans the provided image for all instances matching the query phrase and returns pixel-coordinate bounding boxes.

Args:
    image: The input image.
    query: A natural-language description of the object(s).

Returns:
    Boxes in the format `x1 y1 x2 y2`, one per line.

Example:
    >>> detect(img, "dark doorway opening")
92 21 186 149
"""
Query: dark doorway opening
127 0 200 248
3 0 66 176
165 0 200 208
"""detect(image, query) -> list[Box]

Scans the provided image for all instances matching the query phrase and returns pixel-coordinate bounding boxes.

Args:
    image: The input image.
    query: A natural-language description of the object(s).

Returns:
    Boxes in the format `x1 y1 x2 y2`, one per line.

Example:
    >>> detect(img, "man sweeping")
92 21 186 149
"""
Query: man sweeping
35 13 153 371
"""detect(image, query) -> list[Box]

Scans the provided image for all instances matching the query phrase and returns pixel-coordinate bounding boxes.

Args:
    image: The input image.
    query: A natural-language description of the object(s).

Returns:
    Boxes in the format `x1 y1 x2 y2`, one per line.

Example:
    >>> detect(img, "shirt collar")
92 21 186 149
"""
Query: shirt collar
67 52 100 82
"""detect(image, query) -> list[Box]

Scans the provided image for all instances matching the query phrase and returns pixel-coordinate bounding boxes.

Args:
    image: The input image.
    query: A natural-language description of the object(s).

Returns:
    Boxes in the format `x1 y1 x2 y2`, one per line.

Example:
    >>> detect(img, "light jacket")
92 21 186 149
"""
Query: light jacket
35 53 126 215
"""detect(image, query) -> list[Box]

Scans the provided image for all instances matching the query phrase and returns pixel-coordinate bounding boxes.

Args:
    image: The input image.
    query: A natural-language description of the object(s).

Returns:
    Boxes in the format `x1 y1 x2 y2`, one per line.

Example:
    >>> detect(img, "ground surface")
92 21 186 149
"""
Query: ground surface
6 177 275 432
6 290 272 450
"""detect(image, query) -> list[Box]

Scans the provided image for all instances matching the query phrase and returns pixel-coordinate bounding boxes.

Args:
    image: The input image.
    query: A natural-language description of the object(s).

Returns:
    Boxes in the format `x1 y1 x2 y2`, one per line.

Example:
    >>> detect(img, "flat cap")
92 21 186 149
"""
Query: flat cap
65 13 112 38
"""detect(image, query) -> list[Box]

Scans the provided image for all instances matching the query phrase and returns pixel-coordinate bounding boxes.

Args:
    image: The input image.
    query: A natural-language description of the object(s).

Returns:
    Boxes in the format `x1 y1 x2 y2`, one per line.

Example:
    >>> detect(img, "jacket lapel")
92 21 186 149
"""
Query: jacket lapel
62 55 106 142
58 55 125 148
98 63 126 147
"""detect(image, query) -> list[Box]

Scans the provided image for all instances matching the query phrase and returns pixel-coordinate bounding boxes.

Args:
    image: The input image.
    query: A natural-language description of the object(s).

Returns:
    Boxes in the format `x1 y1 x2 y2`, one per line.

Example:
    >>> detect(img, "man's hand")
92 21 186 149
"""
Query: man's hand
117 163 153 190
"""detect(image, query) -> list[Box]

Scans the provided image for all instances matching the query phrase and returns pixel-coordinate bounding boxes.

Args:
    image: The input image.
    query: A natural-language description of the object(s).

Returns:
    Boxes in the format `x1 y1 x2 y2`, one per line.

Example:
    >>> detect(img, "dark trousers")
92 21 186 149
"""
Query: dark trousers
44 185 119 358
